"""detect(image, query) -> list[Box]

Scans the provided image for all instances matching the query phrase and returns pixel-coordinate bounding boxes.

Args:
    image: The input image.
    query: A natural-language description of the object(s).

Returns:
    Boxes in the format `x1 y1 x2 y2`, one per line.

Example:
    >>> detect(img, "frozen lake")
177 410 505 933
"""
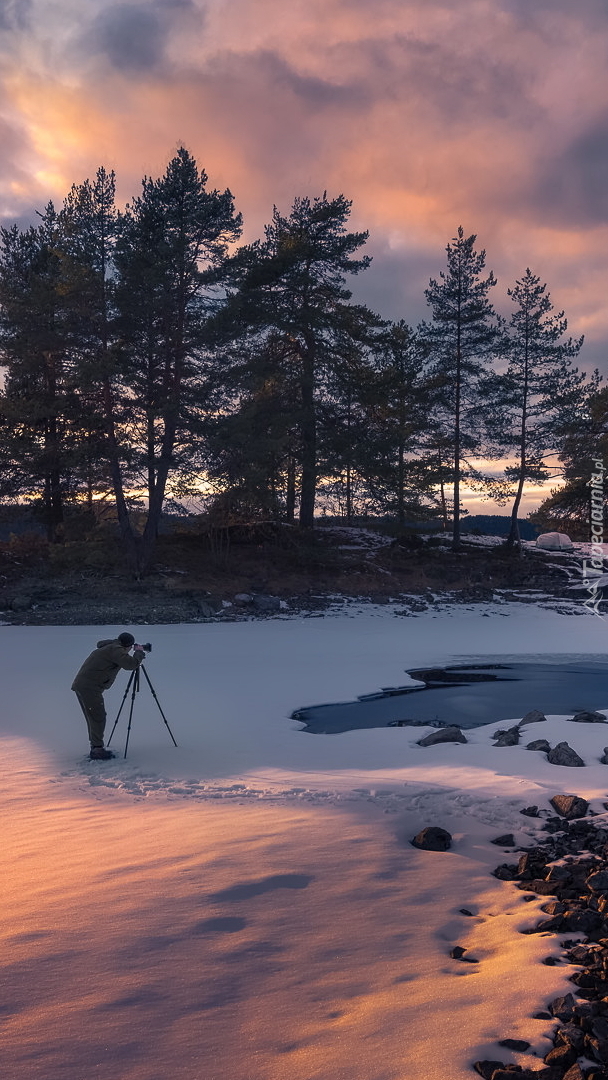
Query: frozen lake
293 656 608 733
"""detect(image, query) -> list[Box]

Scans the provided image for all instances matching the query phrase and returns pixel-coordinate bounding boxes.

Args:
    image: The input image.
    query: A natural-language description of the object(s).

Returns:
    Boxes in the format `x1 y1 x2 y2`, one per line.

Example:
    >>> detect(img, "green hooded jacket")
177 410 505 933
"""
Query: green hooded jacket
72 639 144 692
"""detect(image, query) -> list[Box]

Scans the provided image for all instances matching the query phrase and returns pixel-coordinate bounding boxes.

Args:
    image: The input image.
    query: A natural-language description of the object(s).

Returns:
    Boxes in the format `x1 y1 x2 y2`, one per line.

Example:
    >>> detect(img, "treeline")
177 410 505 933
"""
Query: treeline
0 147 601 574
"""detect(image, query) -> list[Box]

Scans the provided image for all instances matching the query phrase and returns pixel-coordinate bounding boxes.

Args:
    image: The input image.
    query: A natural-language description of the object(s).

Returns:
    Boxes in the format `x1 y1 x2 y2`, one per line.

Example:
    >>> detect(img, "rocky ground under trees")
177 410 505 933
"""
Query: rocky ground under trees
0 526 591 626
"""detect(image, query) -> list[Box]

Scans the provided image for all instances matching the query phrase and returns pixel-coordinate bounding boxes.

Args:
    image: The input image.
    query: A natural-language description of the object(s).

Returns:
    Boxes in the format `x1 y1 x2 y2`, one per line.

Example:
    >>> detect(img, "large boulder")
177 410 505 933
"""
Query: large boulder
547 742 585 767
195 599 219 618
417 725 467 746
10 594 32 612
526 739 551 753
520 709 547 725
549 794 589 819
411 826 452 851
492 725 520 747
536 531 573 551
569 710 607 723
252 594 281 612
585 870 608 895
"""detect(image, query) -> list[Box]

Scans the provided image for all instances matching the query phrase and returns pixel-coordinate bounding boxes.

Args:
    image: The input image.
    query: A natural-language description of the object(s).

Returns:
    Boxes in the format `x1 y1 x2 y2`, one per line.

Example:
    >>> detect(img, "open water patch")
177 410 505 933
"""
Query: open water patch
292 655 608 734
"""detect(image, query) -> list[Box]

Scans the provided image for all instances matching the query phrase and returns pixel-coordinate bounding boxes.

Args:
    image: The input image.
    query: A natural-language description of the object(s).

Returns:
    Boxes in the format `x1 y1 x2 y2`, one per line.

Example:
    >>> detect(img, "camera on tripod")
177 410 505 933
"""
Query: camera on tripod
108 642 177 758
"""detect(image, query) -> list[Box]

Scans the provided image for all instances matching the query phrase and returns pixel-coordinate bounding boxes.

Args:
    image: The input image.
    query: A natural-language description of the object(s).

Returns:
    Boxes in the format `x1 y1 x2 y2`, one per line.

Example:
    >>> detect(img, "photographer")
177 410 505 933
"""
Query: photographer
72 633 146 760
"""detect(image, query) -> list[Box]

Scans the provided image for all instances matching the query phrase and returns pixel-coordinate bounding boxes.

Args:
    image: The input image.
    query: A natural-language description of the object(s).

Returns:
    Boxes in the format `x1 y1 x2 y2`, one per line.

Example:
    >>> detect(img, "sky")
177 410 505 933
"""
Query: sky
1 0 606 515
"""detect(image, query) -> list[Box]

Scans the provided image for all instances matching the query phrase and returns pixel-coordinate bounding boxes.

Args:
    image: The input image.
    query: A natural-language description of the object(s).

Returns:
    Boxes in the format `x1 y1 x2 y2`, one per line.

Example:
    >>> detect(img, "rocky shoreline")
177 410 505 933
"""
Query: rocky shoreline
0 529 589 625
0 583 584 626
415 797 608 1080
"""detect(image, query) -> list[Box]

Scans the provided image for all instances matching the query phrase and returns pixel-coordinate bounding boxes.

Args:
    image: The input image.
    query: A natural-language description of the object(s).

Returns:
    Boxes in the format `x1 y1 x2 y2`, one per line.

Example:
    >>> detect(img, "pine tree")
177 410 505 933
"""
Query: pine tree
489 268 589 546
0 208 86 540
57 168 122 527
216 193 377 527
108 148 242 573
529 383 607 537
359 321 438 524
423 227 502 550
204 333 302 520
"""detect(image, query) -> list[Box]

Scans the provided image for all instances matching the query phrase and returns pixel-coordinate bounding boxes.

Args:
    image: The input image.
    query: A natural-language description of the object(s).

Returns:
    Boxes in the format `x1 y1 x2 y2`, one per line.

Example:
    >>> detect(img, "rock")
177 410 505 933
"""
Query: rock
411 826 452 851
417 725 467 746
526 739 551 752
473 1063 506 1080
251 594 281 612
546 742 585 767
550 794 589 819
586 870 608 894
195 600 217 618
562 908 603 932
536 531 573 550
493 864 519 880
555 1023 586 1050
520 805 539 817
498 1039 531 1052
234 593 254 604
520 709 547 725
570 710 607 723
491 834 516 847
544 865 572 882
10 594 32 611
592 1018 608 1041
450 945 466 958
600 748 608 765
561 1066 585 1080
493 725 520 747
548 993 576 1021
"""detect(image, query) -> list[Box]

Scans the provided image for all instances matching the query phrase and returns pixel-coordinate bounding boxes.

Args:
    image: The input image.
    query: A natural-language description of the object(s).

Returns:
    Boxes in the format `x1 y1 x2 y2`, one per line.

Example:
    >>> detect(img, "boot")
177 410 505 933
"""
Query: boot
89 747 115 760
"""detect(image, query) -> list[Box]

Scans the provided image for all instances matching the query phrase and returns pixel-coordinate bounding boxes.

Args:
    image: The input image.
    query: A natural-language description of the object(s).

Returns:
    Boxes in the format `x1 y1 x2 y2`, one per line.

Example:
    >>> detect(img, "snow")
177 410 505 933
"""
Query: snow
3 602 608 1079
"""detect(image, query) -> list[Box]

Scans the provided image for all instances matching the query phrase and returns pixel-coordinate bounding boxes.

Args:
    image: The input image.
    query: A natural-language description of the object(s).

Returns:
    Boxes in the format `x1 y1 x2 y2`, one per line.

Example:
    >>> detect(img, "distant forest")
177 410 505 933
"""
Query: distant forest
0 148 604 574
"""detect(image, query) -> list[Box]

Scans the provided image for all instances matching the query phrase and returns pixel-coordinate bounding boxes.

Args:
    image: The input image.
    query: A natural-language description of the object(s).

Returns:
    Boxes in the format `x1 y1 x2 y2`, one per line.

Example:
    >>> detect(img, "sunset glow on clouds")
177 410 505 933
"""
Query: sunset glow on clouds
1 0 607 374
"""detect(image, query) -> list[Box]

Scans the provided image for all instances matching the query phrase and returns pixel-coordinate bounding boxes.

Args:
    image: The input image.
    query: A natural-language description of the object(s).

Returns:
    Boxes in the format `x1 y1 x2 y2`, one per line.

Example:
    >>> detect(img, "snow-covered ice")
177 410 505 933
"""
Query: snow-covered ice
3 601 608 1079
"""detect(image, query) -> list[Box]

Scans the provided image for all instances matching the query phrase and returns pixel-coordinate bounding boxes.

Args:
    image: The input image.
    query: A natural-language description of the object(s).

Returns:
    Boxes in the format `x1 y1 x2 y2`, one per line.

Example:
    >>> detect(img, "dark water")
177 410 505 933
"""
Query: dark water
293 657 608 735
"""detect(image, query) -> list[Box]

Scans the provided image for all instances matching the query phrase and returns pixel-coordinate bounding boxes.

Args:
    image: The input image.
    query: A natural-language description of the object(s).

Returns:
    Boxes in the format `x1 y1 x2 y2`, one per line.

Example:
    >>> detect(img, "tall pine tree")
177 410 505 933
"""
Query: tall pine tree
0 208 91 539
488 268 589 546
423 227 502 550
216 193 377 527
109 148 242 573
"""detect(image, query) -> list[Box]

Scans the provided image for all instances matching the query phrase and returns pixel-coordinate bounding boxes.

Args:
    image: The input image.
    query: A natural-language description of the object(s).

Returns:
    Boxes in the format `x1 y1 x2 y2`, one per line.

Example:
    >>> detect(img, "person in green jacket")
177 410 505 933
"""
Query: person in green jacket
72 633 145 760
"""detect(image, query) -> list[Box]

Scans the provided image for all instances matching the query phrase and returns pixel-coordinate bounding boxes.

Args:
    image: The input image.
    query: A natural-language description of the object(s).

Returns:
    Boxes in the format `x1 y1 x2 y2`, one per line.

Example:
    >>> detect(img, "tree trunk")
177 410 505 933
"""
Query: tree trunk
285 454 296 523
452 333 462 552
139 417 177 573
506 319 530 551
397 444 405 526
101 376 141 574
299 349 316 529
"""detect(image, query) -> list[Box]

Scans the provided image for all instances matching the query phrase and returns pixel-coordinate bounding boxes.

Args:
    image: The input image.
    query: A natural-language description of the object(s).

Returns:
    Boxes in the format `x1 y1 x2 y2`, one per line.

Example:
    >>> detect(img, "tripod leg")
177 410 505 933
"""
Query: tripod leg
107 669 136 747
123 667 140 759
139 665 178 747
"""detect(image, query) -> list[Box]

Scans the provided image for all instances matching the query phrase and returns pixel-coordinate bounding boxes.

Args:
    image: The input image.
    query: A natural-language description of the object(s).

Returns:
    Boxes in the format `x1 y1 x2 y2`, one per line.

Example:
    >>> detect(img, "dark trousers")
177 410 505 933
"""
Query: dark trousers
73 687 107 749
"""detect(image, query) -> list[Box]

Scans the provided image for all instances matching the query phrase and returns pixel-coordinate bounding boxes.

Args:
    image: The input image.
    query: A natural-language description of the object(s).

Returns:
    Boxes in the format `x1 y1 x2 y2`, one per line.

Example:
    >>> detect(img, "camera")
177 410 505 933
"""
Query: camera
134 642 152 653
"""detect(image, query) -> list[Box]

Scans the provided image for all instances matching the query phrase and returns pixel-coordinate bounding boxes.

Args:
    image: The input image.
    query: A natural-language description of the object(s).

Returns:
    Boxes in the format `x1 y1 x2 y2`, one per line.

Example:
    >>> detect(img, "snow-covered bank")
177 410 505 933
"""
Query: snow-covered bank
3 603 608 1079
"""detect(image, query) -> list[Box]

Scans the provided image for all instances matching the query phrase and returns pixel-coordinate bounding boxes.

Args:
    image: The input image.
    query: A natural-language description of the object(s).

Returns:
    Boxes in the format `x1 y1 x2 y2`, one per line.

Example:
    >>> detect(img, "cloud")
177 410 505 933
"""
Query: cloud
0 0 608 376
0 0 32 32
78 0 202 76
533 121 608 226
83 4 168 73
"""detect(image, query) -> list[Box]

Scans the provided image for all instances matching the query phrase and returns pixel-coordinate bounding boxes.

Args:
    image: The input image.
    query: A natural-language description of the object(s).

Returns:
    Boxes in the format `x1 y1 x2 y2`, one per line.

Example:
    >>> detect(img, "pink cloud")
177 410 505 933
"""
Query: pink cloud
1 0 607 365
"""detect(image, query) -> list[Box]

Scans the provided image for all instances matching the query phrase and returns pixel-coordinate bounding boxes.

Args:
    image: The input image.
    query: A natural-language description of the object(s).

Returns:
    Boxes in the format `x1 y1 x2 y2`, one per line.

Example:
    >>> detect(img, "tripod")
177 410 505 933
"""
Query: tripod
107 663 178 759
